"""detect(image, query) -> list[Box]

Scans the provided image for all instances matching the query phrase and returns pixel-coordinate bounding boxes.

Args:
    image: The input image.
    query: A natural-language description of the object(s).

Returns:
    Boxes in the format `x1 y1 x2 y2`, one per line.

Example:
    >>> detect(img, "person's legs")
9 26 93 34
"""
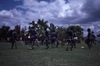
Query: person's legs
56 39 59 48
66 42 69 51
51 40 55 48
70 40 73 51
93 39 96 45
35 39 39 47
87 39 91 49
31 40 35 49
73 39 76 48
15 41 17 49
45 38 49 49
11 38 15 49
45 42 49 49
66 40 71 51
11 41 14 49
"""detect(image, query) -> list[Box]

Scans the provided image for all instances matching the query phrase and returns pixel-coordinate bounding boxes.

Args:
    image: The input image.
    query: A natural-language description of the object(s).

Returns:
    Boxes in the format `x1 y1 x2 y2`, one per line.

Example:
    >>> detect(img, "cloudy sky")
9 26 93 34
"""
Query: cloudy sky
0 0 100 35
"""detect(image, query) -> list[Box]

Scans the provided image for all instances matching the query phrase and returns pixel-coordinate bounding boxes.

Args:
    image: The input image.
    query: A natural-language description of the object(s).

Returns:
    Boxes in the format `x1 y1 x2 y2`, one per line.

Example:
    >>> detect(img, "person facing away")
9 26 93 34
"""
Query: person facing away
86 28 93 45
44 28 49 49
11 29 17 49
30 29 38 49
87 28 93 40
67 29 74 40
50 29 57 44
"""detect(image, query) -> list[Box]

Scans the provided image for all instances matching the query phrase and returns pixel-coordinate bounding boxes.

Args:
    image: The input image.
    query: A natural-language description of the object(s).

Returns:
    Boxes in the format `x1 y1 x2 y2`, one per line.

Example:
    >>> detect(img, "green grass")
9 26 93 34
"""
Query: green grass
0 41 100 66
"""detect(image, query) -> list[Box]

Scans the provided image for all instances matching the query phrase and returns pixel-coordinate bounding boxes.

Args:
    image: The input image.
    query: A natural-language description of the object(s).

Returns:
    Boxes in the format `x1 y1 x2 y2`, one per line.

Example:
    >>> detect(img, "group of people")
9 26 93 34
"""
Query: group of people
10 27 96 51
23 27 59 50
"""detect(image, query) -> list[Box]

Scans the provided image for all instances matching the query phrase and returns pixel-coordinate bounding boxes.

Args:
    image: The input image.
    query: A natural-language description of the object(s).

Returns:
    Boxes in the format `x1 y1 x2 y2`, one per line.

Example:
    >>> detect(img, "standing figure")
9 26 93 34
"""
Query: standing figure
50 29 58 48
11 29 17 49
30 29 38 50
86 28 93 49
44 28 49 49
73 31 77 48
66 29 74 51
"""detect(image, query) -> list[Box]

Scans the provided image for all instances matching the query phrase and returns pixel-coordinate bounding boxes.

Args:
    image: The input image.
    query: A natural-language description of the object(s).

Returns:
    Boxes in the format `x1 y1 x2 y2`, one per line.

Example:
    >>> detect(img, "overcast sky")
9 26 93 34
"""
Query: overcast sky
0 0 100 35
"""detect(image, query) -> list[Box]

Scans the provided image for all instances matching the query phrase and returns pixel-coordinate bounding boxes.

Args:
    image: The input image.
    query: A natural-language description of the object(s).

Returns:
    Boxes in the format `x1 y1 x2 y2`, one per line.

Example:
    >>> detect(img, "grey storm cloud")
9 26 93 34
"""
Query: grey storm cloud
78 0 100 24
56 0 100 24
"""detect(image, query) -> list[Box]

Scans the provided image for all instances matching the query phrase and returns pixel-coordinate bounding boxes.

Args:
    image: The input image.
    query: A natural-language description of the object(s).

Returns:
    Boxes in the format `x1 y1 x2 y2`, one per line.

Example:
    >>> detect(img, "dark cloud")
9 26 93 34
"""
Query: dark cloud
80 0 100 24
60 0 100 24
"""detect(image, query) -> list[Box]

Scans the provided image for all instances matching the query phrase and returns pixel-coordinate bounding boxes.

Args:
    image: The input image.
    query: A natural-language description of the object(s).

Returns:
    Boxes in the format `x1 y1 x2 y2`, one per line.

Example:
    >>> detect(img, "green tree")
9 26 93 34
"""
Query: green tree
67 25 83 36
67 25 84 42
56 26 67 41
37 19 48 29
0 25 10 41
37 19 48 34
28 19 49 35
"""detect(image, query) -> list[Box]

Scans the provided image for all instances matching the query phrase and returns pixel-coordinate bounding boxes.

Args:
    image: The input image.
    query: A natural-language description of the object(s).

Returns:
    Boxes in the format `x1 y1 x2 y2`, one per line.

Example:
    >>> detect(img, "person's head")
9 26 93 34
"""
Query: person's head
87 28 91 32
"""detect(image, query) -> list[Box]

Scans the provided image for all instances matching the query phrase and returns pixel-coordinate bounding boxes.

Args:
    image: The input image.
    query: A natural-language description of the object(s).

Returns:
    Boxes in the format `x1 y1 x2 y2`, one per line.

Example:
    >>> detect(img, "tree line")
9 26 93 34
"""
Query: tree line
0 19 99 42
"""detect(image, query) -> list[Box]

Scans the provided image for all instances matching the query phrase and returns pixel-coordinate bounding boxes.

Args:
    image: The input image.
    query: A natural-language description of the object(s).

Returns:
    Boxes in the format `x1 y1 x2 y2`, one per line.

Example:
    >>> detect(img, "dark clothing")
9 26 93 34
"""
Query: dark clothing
12 32 17 39
32 30 37 35
51 32 57 38
11 31 17 49
50 32 57 43
68 30 73 36
44 30 49 49
87 32 93 39
45 30 49 37
85 31 94 49
11 41 17 49
30 30 37 42
66 30 75 51
30 30 37 49
73 33 77 37
67 30 74 40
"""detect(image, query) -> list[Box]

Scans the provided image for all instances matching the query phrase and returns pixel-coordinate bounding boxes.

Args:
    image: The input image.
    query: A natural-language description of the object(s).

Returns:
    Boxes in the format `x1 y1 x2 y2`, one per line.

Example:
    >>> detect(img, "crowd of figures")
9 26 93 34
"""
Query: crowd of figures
9 26 96 51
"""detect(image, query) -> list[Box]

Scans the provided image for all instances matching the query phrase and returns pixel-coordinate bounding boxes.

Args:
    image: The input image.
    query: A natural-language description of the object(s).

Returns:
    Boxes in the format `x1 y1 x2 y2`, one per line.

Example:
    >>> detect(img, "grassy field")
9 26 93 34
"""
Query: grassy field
0 41 100 66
